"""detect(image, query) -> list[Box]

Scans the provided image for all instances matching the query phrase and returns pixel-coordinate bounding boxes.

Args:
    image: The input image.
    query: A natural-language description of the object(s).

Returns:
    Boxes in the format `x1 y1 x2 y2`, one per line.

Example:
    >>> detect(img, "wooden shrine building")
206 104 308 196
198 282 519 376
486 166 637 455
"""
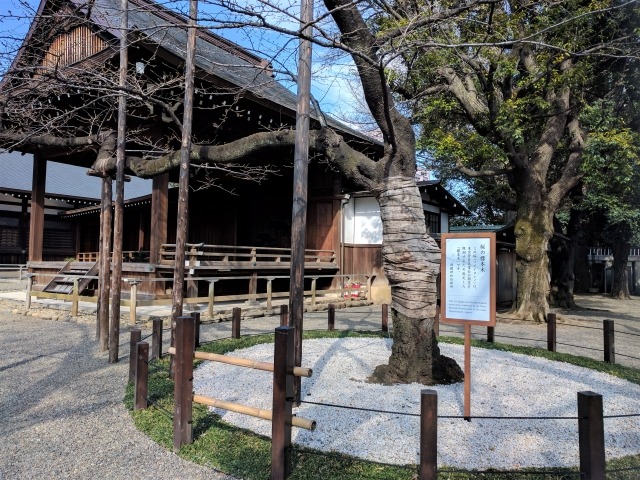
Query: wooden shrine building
0 0 468 301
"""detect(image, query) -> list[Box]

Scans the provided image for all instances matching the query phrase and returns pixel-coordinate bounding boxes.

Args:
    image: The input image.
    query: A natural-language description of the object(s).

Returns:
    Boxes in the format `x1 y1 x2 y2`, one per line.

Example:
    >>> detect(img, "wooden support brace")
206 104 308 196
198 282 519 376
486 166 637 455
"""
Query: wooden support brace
173 315 195 452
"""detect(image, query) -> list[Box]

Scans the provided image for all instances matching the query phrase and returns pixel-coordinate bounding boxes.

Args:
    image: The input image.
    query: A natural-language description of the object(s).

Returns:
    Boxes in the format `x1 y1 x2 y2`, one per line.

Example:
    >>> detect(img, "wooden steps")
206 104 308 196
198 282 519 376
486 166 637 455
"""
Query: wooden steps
42 261 99 295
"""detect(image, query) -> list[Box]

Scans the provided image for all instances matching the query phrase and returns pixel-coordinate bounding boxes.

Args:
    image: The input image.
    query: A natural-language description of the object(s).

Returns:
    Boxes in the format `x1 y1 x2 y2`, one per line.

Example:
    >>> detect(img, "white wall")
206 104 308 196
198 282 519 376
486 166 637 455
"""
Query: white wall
343 197 383 245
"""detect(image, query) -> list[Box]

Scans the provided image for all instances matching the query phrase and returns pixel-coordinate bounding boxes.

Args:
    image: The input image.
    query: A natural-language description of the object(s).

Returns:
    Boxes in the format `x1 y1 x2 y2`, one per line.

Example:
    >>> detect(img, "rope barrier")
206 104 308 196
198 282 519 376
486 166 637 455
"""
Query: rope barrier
560 322 602 331
299 400 581 420
603 413 640 418
555 341 603 353
606 466 640 473
143 396 174 419
614 352 640 361
140 333 153 341
494 333 546 343
438 468 582 477
614 329 640 338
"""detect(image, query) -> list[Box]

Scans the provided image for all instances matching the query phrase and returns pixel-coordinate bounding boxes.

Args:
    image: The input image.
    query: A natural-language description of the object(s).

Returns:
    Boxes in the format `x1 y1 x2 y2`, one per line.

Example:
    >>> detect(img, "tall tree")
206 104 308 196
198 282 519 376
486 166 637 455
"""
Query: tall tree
388 0 639 321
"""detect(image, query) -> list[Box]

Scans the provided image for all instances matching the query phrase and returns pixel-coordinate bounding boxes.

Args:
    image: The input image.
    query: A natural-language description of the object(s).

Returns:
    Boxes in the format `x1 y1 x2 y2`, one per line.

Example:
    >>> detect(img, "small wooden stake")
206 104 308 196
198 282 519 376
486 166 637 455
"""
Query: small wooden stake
267 279 273 310
547 313 556 352
129 280 138 326
311 278 317 306
487 326 495 343
134 341 149 410
603 319 615 364
207 280 215 318
71 278 79 317
129 329 141 383
381 304 388 333
419 390 437 480
192 311 201 348
271 326 294 479
151 318 162 360
26 275 33 309
578 391 605 480
173 315 195 452
464 324 471 420
232 307 241 339
280 304 288 327
328 303 335 331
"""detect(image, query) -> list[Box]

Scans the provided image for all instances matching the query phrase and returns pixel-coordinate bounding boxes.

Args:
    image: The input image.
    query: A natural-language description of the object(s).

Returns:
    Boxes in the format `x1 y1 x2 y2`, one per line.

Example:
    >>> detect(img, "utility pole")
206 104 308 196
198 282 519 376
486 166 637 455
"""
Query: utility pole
289 0 314 405
171 0 198 323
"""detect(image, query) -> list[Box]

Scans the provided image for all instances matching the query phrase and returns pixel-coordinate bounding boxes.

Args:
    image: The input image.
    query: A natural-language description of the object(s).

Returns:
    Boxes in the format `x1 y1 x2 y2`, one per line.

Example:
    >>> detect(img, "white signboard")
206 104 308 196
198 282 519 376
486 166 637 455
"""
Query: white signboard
441 233 496 326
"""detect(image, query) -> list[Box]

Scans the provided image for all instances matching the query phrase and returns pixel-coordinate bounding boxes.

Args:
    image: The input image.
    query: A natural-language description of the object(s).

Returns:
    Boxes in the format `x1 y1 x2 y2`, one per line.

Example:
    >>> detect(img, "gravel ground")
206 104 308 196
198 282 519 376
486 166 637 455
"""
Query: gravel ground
0 312 235 480
0 275 638 478
194 338 640 470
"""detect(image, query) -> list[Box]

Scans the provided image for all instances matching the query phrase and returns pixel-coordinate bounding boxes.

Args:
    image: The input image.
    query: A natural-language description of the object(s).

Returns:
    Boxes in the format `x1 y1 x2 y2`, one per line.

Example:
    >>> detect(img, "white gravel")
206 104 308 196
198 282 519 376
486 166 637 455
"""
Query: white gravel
193 337 640 470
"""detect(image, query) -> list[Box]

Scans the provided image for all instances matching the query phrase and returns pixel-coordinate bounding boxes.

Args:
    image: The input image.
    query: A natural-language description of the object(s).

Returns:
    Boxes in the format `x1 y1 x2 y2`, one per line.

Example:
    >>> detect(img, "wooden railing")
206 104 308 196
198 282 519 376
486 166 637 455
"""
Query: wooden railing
158 243 337 270
77 251 150 262
588 247 640 258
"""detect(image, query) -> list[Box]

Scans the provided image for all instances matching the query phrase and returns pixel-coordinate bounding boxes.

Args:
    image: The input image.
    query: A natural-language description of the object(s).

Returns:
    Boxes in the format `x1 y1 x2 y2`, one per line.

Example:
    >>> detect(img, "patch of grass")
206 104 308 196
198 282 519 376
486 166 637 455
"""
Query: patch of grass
126 331 640 479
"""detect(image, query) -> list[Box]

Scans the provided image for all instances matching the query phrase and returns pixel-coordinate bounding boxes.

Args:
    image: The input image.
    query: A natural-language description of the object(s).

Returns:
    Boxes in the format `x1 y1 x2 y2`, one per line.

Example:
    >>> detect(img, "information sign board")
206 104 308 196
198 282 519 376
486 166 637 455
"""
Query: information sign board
440 232 496 326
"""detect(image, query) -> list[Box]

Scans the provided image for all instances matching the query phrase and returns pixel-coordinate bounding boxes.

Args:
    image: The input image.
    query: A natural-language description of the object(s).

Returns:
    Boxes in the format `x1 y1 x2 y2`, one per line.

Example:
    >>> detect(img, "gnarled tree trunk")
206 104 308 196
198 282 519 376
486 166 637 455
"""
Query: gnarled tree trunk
513 200 554 323
370 177 463 385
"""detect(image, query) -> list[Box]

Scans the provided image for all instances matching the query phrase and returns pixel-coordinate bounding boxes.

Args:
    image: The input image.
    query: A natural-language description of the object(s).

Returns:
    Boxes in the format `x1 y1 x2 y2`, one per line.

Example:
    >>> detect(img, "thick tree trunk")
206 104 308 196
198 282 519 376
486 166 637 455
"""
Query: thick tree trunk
549 215 576 309
369 177 463 385
568 207 592 293
611 235 631 299
513 205 554 322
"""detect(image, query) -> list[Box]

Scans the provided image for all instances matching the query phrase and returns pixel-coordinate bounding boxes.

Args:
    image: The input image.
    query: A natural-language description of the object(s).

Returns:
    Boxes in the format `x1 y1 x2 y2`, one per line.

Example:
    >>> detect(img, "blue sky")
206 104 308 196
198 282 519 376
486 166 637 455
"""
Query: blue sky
0 0 364 123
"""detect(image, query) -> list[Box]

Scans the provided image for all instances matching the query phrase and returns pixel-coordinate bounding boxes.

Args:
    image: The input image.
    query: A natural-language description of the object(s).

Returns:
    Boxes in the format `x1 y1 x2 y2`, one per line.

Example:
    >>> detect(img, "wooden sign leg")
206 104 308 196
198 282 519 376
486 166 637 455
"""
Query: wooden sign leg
464 324 471 421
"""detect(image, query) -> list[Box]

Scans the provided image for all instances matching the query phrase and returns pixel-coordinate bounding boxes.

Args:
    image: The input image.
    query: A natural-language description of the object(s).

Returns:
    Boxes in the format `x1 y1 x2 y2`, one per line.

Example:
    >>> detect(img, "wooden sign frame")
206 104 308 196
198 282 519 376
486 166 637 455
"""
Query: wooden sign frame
440 232 497 327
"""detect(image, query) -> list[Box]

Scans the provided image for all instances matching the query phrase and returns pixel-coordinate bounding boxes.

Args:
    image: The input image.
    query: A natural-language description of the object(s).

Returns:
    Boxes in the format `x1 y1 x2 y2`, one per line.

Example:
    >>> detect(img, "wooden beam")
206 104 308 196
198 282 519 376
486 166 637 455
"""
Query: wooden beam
149 173 169 264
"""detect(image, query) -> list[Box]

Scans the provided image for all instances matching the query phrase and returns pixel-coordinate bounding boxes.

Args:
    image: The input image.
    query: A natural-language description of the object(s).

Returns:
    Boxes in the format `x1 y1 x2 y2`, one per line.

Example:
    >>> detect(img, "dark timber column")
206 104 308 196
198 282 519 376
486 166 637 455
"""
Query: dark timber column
19 197 29 264
150 173 169 297
150 173 168 264
28 154 46 262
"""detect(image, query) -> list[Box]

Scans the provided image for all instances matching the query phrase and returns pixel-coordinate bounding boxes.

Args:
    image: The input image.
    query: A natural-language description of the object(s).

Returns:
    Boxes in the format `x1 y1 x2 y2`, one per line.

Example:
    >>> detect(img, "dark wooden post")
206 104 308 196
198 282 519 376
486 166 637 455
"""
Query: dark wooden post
419 389 437 480
328 304 335 331
150 173 168 297
151 318 163 360
134 341 149 410
547 312 556 352
173 315 195 452
289 0 315 408
169 324 175 380
578 391 605 480
171 0 198 325
487 326 495 343
97 177 112 352
129 329 141 383
603 319 615 364
271 326 294 479
28 154 46 263
191 311 201 348
232 307 241 339
381 304 388 333
280 304 288 327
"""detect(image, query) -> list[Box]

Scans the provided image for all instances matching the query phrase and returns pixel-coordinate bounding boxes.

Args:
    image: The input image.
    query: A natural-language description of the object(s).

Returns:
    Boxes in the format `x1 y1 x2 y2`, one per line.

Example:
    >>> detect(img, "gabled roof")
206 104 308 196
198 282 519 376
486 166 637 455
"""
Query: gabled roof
0 150 151 200
6 0 379 146
417 180 470 216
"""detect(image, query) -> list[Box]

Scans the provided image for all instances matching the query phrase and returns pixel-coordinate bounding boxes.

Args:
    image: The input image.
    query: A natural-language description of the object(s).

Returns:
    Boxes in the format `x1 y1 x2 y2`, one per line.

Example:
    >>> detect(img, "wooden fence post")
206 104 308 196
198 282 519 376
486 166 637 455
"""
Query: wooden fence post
547 313 556 352
26 274 33 310
487 326 495 343
280 304 288 327
603 319 615 364
129 280 139 326
71 278 79 317
267 278 273 310
232 307 241 339
578 391 605 480
419 389 438 480
129 329 142 383
382 304 388 333
207 280 215 318
366 275 373 301
328 303 335 331
271 326 294 480
134 341 149 410
169 323 175 380
151 318 162 360
311 278 317 306
173 315 195 452
192 311 201 348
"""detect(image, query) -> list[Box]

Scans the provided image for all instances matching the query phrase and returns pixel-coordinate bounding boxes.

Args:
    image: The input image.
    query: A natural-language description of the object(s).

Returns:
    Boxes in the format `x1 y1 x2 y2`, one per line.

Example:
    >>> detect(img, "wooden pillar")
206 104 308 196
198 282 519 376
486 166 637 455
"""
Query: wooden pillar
28 154 46 262
150 173 168 297
97 177 112 351
19 197 29 264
